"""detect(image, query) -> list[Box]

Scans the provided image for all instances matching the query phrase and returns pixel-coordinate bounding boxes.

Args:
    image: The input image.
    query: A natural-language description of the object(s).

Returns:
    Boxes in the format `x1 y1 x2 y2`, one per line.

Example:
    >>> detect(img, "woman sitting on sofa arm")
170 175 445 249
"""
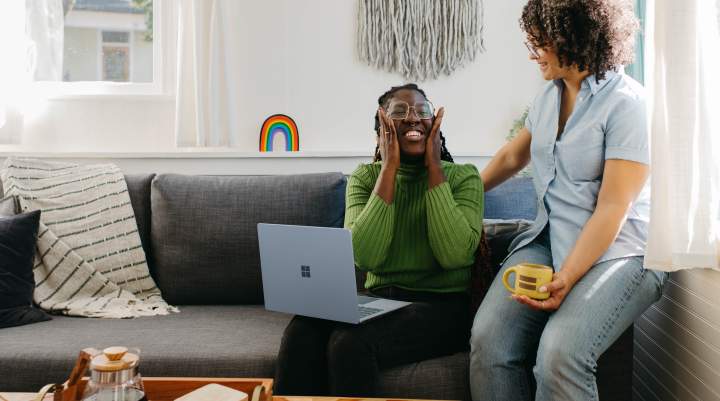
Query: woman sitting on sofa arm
469 1 668 400
274 83 485 397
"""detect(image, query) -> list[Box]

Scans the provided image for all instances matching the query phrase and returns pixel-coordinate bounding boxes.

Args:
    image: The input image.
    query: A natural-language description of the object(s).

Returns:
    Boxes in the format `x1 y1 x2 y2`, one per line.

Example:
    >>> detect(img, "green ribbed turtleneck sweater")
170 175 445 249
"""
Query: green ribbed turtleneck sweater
344 161 484 293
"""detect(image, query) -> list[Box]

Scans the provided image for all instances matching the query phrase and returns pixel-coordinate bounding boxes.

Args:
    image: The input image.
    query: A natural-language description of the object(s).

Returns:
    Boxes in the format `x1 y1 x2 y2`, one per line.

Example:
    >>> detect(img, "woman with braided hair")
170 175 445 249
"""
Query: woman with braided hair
274 84 485 397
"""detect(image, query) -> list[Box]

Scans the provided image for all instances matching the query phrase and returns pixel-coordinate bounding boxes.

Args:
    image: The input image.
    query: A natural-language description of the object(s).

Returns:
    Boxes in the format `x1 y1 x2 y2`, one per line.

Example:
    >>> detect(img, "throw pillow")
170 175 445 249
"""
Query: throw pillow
483 218 534 269
470 218 534 314
0 207 51 329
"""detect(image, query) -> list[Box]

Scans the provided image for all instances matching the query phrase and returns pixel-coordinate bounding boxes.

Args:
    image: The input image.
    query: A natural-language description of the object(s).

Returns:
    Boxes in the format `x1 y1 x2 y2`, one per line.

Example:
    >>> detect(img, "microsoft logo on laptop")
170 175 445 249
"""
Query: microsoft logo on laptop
301 265 311 278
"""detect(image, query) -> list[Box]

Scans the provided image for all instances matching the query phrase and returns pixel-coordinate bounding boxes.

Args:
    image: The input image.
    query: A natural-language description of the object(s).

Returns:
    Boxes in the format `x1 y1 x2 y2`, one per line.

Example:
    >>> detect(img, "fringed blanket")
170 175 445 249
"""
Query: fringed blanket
1 158 177 318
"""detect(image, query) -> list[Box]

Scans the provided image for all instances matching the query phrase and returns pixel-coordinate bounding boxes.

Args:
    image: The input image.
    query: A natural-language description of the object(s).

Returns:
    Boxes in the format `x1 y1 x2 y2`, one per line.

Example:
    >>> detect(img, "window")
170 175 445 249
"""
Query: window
24 0 175 96
625 0 645 84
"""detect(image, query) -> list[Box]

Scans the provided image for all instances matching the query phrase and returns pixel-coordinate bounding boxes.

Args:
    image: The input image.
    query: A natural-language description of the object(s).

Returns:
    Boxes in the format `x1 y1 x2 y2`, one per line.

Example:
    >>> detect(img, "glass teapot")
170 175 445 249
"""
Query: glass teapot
81 346 147 401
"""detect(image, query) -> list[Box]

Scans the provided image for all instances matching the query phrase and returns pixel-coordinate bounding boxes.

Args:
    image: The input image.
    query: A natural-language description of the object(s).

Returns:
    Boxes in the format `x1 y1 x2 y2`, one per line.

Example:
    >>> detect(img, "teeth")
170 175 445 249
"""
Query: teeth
405 131 422 138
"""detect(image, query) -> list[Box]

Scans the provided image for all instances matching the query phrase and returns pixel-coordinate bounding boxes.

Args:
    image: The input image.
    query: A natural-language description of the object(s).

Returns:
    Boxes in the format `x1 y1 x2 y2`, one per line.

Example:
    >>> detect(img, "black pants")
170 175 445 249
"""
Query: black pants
274 287 470 397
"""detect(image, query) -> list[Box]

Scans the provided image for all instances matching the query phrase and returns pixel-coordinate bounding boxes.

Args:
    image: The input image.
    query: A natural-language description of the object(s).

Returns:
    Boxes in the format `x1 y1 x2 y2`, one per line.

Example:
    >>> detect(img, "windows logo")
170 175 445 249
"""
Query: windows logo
301 265 311 278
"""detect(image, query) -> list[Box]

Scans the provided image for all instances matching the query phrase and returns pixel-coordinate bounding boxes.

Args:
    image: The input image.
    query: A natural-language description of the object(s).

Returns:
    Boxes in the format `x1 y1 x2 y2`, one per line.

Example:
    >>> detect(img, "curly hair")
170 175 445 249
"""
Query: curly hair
372 83 453 163
520 0 638 81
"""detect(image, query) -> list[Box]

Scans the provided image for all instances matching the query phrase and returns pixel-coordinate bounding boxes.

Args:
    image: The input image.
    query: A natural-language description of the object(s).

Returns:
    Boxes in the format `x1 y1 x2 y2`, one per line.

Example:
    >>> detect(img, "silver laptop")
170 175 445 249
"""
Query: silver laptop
257 223 410 324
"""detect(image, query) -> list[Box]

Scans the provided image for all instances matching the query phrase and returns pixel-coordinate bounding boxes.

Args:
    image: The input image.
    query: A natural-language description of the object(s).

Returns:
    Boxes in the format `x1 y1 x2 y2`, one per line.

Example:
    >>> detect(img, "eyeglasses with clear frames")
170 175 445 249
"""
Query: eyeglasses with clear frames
525 40 541 58
385 101 435 120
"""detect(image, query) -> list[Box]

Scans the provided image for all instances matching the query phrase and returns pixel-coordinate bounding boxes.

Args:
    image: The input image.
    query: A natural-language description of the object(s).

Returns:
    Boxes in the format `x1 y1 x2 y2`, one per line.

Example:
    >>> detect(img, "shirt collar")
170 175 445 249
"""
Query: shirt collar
585 68 618 95
552 68 620 96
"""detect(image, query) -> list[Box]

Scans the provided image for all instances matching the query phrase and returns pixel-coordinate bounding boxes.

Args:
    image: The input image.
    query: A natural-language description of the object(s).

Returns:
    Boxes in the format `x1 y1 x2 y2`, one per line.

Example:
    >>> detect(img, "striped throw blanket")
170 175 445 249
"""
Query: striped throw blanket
1 158 177 318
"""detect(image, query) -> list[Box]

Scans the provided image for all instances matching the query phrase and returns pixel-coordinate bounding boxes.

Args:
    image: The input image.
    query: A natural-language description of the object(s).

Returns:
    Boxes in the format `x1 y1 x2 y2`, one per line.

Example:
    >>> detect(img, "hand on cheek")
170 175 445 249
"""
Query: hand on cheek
424 107 445 169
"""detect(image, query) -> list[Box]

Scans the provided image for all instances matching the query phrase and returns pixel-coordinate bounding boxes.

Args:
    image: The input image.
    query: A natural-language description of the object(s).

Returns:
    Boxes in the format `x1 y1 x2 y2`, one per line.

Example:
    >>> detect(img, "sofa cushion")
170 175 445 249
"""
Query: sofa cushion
0 305 293 391
484 177 537 220
377 352 469 400
151 173 347 305
484 218 533 268
124 174 156 276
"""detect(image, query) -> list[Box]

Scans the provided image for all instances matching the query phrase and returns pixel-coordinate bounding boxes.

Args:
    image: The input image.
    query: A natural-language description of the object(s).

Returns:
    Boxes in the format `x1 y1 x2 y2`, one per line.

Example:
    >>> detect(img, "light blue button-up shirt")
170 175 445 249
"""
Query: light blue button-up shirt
508 69 651 271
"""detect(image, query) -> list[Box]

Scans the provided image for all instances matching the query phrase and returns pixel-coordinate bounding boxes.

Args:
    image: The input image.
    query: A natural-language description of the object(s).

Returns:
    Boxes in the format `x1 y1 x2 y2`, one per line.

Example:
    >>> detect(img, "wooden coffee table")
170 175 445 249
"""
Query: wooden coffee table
0 377 455 401
1 378 273 401
1 396 449 401
275 398 453 401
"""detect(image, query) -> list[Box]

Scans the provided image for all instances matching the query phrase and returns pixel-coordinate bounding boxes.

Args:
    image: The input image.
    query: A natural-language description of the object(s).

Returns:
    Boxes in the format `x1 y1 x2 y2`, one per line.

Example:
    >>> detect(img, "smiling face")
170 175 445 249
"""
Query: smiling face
527 36 582 82
384 89 434 161
527 41 569 81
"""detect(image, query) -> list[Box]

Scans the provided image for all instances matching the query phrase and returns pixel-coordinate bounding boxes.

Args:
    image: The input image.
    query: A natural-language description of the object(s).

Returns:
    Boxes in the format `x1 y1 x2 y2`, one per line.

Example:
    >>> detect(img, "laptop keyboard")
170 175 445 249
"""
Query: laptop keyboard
358 305 384 319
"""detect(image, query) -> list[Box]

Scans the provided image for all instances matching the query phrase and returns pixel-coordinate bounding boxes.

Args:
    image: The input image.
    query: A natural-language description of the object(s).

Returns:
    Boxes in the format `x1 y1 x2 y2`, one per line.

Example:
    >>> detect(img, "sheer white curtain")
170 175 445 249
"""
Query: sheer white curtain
0 2 25 140
25 0 64 81
175 0 241 147
0 0 63 143
644 0 720 271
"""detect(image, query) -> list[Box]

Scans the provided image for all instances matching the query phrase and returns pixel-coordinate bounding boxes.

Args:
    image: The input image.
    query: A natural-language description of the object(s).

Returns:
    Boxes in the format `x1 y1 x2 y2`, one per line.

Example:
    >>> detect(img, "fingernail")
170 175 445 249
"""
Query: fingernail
539 286 547 292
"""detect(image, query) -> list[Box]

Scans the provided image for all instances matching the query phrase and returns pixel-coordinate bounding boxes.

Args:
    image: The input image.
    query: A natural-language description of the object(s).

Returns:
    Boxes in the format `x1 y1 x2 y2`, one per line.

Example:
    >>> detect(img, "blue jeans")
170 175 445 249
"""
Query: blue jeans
469 233 667 401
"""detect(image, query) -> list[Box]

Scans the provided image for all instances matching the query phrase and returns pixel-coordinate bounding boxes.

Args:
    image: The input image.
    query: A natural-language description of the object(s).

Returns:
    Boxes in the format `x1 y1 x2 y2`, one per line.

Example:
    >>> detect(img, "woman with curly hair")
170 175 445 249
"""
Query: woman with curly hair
469 1 668 400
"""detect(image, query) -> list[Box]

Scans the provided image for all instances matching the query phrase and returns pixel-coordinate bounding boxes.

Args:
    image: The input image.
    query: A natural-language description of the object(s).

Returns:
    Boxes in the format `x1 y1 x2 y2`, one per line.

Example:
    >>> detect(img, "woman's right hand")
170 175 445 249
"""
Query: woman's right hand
377 108 401 172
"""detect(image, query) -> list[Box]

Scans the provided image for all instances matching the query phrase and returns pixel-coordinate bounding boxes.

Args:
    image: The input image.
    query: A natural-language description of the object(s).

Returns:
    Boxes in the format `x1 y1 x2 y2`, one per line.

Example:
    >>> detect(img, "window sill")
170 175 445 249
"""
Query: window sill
43 94 175 102
0 150 373 159
30 82 172 101
0 150 495 158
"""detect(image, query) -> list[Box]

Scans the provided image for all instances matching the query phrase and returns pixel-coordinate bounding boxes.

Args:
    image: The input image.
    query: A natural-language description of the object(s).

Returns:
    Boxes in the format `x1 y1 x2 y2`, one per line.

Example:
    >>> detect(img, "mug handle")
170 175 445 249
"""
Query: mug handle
502 266 517 294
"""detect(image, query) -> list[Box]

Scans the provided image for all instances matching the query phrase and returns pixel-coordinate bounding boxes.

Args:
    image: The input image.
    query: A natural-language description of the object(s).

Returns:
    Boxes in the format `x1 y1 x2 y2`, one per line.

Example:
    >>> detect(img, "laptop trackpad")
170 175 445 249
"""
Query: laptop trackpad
358 295 379 305
362 297 411 310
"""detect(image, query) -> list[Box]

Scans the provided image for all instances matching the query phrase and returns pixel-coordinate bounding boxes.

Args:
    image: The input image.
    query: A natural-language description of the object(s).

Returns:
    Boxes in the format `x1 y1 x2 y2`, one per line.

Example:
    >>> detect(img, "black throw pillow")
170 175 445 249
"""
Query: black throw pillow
0 204 51 328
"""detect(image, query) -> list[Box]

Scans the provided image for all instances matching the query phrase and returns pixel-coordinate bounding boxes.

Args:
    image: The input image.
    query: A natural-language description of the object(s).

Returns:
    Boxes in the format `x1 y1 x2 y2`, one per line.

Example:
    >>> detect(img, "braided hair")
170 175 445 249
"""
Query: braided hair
373 83 454 163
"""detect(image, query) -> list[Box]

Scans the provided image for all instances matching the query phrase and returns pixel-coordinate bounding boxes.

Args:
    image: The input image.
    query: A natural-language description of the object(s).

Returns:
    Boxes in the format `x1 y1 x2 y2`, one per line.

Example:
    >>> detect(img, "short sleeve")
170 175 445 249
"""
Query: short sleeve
524 96 539 135
604 96 649 165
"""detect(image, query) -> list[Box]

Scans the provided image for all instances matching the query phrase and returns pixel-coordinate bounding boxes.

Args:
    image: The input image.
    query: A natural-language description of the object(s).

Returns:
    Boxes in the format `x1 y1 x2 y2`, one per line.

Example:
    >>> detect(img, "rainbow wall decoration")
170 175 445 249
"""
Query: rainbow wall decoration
259 114 299 152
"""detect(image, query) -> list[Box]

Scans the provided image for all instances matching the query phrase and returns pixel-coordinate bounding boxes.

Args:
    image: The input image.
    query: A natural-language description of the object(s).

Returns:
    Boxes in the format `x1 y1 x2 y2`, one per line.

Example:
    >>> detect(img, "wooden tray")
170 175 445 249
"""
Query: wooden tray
0 378 274 401
139 377 273 401
134 377 272 401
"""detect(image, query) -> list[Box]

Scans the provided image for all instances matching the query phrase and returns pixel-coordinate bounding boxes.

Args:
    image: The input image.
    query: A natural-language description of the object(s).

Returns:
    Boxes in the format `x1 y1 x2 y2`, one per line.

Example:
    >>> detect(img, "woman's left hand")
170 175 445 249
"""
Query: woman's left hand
425 107 445 169
512 270 576 311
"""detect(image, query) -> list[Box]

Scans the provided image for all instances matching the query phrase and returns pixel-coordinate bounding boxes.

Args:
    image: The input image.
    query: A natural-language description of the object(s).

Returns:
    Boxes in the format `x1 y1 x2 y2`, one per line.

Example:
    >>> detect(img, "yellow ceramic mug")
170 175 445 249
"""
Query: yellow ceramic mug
502 263 553 300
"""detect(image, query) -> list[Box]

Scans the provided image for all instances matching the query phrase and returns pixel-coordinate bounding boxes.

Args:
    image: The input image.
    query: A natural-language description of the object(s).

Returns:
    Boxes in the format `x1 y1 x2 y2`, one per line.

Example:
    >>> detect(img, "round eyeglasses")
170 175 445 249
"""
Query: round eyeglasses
385 101 435 120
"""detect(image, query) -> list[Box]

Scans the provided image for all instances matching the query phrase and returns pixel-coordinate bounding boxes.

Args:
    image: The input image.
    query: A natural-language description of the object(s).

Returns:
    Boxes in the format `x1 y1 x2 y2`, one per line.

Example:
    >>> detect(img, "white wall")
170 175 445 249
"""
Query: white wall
0 0 543 172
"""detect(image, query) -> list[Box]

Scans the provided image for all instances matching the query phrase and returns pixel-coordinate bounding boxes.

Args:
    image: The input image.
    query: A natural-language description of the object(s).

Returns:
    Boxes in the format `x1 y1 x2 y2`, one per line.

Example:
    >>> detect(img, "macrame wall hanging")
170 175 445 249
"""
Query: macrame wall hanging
357 0 485 81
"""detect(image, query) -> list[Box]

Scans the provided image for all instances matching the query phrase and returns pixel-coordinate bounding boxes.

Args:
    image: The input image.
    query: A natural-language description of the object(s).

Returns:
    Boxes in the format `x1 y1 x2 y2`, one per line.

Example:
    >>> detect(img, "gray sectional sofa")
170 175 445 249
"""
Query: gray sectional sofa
0 172 632 400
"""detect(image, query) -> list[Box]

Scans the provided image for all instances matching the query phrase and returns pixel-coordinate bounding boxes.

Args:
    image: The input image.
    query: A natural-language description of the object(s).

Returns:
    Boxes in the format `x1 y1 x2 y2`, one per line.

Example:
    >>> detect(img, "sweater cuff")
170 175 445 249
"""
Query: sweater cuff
425 181 455 206
365 191 394 218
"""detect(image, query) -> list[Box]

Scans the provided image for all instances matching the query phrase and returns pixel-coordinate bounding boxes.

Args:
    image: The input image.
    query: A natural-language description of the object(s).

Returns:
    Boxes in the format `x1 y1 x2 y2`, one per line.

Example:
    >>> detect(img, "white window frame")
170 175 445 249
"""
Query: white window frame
32 0 177 99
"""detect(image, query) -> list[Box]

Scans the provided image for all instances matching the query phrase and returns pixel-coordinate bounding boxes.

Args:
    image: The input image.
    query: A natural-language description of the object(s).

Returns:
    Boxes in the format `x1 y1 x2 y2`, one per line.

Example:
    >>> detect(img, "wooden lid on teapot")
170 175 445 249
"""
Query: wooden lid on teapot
90 346 139 372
